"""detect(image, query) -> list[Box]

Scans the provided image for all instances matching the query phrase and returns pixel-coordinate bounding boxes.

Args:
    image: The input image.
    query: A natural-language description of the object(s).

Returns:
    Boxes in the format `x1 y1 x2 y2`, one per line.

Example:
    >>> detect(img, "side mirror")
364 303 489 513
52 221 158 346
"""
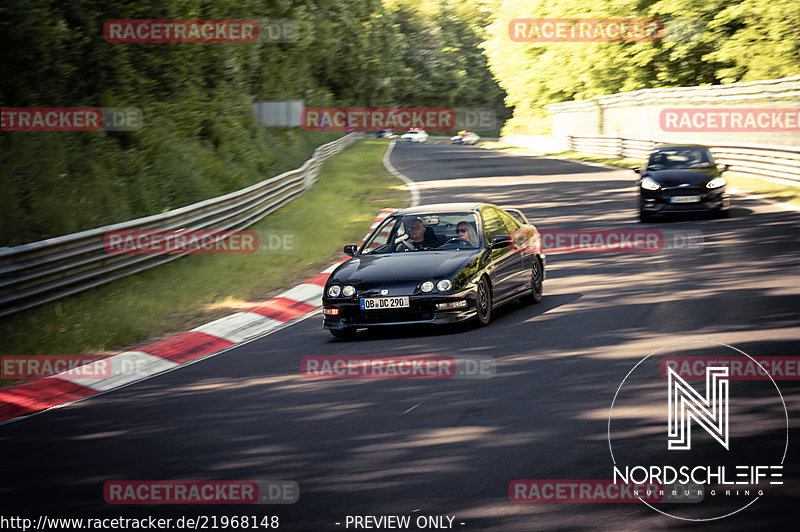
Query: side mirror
490 235 512 250
633 167 641 174
719 164 730 173
343 244 357 256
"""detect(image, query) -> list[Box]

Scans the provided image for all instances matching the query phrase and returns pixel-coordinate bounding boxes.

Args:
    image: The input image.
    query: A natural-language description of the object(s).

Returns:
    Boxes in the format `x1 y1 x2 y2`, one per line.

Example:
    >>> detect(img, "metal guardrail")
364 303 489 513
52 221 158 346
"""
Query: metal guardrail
0 133 360 318
565 135 800 183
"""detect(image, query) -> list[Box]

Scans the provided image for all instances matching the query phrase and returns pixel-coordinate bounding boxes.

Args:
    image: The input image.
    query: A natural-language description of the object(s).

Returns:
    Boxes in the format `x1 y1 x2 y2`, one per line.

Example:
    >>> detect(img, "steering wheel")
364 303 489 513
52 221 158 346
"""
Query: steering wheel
441 238 472 247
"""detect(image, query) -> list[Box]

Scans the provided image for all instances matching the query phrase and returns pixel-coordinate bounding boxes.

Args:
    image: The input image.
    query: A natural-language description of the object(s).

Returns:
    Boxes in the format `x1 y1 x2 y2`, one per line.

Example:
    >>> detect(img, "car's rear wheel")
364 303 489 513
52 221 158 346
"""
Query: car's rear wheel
525 258 543 304
476 277 492 326
330 328 356 339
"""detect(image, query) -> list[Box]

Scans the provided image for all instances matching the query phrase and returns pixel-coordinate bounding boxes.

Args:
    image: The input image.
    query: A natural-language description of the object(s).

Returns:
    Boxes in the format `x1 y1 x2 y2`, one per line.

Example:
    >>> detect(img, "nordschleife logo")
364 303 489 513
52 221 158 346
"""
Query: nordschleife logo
608 340 788 521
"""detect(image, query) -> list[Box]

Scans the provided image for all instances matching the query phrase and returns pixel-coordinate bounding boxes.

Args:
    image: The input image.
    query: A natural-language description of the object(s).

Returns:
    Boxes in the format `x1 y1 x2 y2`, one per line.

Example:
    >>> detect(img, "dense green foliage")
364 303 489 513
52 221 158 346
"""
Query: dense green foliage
0 0 507 245
6 0 795 245
482 0 800 134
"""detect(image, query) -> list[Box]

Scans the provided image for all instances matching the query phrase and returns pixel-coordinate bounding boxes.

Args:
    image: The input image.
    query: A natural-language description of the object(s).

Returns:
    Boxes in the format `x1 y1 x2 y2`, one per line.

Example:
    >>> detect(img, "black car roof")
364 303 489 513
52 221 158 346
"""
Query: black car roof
392 203 487 215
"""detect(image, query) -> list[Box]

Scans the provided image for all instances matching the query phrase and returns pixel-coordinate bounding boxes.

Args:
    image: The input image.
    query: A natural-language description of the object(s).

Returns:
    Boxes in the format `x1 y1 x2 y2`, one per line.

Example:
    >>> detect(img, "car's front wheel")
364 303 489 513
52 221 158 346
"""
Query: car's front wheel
330 328 356 339
476 277 492 326
639 209 653 223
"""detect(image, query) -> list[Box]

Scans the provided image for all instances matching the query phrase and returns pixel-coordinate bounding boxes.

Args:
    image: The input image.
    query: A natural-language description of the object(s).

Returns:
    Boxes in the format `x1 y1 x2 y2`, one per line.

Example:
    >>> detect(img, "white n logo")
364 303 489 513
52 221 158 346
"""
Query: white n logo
668 366 729 450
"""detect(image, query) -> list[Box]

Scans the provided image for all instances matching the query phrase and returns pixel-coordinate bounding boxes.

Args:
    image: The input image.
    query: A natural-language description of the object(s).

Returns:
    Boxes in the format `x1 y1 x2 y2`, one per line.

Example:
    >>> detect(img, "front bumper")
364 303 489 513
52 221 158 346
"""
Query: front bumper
323 289 476 330
640 186 729 215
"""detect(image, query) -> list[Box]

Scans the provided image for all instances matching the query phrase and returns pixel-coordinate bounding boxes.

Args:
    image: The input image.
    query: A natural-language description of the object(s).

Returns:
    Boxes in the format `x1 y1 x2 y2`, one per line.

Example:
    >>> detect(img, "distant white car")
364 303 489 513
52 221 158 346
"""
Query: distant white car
400 129 428 142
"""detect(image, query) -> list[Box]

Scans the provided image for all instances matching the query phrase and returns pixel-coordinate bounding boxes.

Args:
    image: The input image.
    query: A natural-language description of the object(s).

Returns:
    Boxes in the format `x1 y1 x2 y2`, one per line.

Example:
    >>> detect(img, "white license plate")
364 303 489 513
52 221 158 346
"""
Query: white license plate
670 195 701 203
360 297 409 310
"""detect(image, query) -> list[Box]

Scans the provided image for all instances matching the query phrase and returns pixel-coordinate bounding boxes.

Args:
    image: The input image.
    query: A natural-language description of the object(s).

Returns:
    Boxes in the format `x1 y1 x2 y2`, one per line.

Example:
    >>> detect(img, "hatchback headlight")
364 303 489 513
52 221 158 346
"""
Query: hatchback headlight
420 281 434 293
342 285 356 297
641 177 661 191
436 279 452 292
706 177 726 189
327 285 341 297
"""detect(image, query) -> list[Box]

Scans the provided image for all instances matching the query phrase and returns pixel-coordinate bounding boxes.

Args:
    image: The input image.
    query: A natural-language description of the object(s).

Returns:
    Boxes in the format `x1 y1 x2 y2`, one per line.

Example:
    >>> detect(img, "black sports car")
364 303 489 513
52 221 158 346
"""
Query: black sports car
322 203 545 338
635 144 730 222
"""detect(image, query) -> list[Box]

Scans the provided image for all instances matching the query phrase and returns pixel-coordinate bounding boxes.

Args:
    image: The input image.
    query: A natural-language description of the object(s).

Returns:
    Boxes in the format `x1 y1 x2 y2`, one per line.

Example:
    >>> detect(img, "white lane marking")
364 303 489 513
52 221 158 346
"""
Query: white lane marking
402 402 422 415
383 140 420 207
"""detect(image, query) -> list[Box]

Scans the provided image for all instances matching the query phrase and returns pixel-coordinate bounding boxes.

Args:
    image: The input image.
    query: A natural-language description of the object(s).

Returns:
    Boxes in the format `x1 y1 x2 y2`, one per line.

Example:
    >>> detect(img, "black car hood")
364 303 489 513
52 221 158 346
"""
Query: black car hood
331 250 479 286
645 167 719 187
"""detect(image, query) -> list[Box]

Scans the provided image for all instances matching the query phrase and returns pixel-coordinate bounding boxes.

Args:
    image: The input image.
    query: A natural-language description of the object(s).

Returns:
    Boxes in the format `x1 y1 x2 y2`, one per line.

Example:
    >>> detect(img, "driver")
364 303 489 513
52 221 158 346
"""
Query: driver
396 218 440 250
455 221 478 246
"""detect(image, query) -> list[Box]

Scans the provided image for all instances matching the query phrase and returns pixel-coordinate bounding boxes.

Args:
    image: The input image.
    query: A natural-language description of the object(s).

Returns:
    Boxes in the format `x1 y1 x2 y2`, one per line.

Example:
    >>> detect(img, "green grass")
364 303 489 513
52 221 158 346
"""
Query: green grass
724 174 800 207
482 144 800 206
540 151 642 169
0 139 407 366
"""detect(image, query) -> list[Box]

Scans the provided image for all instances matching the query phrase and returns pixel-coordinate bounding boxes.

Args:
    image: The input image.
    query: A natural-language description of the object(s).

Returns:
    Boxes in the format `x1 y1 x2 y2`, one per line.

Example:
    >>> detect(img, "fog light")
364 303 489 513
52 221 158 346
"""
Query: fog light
436 300 467 310
323 308 340 315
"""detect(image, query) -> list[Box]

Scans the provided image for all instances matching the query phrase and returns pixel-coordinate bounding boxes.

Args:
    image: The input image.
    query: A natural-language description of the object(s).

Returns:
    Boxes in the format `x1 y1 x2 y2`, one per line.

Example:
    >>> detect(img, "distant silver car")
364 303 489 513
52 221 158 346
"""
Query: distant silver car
400 129 428 142
450 131 480 145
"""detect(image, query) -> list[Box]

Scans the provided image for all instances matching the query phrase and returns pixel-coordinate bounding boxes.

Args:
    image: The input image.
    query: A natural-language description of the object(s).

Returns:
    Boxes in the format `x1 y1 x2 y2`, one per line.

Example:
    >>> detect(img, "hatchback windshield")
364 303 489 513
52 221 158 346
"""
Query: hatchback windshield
647 147 714 169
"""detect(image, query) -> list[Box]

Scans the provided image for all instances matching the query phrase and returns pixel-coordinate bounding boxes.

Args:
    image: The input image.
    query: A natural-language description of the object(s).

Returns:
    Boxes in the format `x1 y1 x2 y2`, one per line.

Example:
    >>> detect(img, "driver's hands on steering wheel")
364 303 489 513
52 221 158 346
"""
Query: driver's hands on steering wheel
442 237 472 247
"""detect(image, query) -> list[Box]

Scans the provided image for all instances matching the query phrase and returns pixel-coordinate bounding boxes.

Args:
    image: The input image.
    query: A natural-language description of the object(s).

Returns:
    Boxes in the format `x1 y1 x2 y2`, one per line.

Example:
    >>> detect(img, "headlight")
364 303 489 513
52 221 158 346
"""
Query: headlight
436 279 452 292
420 281 434 293
327 285 341 297
641 177 661 191
342 285 356 297
706 177 726 189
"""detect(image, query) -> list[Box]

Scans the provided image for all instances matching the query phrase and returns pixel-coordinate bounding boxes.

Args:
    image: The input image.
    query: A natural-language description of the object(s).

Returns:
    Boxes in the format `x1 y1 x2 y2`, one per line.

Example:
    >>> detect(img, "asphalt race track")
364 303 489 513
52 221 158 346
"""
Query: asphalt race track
2 142 799 530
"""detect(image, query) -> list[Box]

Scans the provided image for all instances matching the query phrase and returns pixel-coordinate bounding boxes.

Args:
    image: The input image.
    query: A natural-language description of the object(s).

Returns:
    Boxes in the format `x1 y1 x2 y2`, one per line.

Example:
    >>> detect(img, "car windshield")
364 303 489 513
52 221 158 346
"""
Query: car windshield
361 213 481 254
647 147 714 169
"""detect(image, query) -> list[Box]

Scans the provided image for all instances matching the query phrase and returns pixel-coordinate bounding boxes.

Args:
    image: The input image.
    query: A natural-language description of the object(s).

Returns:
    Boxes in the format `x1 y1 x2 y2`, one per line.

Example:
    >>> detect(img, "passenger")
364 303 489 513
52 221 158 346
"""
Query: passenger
455 221 478 246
